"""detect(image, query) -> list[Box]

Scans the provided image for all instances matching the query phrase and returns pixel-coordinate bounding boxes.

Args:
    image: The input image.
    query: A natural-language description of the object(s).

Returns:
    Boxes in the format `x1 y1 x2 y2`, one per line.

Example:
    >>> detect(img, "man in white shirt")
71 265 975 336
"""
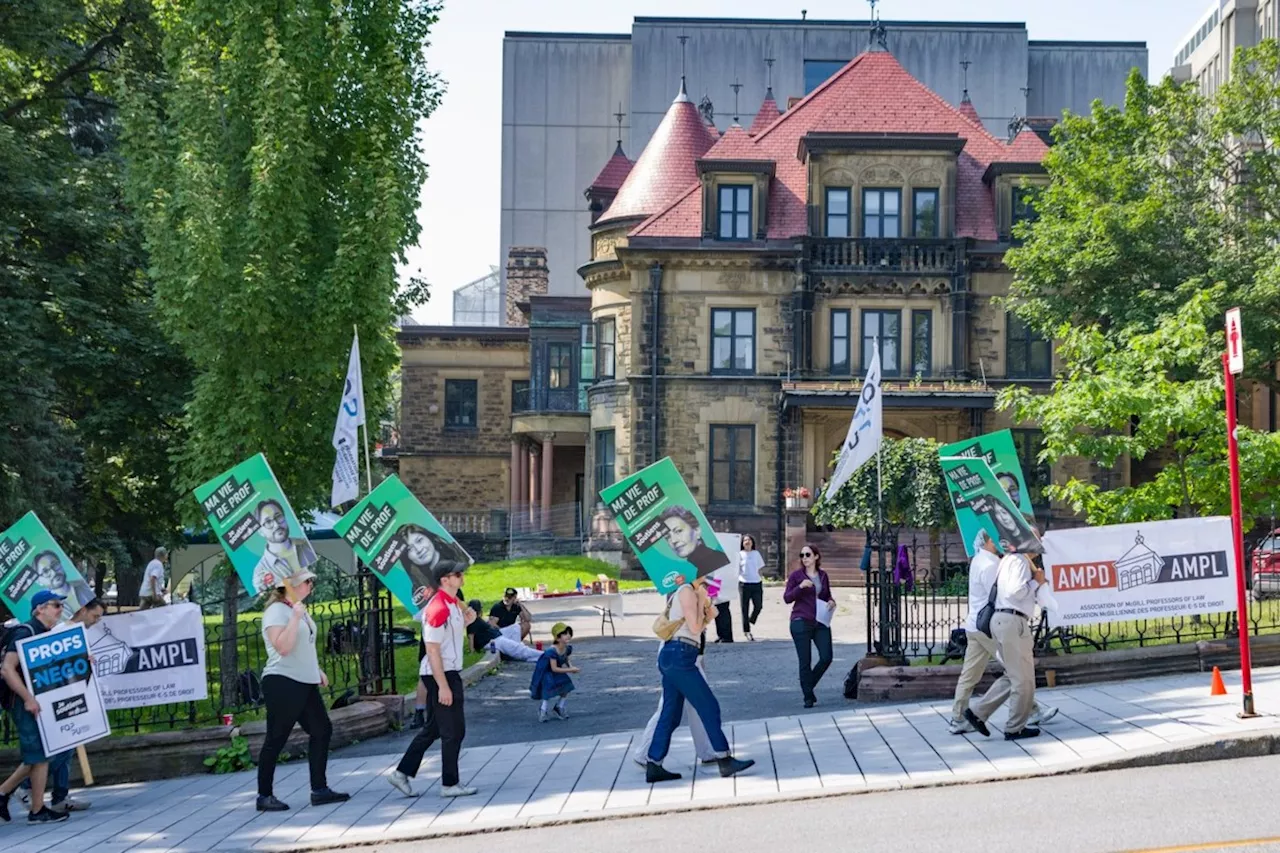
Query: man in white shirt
138 547 168 609
964 541 1053 740
387 560 477 799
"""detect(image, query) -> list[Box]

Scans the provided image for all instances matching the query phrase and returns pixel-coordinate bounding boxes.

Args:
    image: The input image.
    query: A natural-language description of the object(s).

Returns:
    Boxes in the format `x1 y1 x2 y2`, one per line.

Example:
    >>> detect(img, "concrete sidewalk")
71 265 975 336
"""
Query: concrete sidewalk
5 667 1280 853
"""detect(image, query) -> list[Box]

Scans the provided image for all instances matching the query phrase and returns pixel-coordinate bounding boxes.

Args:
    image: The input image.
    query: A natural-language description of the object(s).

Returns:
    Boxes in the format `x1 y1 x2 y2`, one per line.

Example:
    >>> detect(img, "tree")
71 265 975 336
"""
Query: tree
811 438 952 532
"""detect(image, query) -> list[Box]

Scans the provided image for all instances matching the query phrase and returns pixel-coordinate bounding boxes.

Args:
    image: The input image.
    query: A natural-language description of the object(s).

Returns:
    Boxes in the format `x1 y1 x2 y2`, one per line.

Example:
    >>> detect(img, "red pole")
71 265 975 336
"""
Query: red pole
1223 351 1256 716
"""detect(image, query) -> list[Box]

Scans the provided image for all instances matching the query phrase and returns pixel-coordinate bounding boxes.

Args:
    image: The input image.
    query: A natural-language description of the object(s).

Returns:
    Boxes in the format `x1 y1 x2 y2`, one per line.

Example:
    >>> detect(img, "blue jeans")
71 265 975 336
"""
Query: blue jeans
646 641 730 763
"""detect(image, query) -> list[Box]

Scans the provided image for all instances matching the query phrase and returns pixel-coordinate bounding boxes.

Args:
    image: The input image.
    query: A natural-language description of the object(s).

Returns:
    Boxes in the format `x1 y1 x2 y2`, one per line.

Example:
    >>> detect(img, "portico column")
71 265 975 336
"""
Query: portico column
540 436 555 532
509 441 521 517
528 447 538 526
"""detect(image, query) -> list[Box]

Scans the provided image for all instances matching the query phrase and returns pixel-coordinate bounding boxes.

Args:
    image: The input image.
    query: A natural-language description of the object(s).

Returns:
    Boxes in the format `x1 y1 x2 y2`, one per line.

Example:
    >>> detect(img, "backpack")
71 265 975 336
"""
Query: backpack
238 669 264 706
0 622 34 710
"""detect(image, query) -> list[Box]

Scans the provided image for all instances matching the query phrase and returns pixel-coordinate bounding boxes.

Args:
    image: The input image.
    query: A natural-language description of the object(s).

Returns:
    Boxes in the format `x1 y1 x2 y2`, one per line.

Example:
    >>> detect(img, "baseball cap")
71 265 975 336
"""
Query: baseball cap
285 568 318 586
31 590 66 612
431 559 468 586
504 587 518 598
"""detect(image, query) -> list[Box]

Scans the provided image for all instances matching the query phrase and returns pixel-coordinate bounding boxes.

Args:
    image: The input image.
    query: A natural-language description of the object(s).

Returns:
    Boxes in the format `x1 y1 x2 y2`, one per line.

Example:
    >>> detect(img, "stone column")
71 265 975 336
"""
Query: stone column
540 436 555 532
509 441 522 518
528 447 539 527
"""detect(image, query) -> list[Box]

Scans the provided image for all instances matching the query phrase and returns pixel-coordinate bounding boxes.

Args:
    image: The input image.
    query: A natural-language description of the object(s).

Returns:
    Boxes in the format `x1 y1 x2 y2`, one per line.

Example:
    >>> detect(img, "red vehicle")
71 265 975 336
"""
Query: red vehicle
1251 529 1280 600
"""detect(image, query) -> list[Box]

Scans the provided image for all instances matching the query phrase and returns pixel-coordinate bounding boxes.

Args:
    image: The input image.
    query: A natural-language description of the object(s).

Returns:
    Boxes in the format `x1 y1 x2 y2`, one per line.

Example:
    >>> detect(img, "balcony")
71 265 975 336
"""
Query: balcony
806 238 962 275
515 385 587 414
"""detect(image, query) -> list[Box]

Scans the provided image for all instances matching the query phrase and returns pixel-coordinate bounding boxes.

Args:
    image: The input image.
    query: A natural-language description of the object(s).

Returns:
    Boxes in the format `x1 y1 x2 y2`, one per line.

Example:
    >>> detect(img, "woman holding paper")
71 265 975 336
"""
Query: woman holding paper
783 544 836 708
255 568 349 812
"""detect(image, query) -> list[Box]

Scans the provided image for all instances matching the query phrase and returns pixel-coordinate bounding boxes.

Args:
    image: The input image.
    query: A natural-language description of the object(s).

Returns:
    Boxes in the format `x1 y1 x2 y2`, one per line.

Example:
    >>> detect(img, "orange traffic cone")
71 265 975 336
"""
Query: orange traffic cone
1210 666 1228 696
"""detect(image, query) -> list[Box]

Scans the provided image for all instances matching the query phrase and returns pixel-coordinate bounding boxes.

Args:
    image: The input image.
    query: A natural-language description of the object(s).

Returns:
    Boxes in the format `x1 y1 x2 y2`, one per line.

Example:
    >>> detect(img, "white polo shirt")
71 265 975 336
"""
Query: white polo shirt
992 553 1052 618
419 589 464 676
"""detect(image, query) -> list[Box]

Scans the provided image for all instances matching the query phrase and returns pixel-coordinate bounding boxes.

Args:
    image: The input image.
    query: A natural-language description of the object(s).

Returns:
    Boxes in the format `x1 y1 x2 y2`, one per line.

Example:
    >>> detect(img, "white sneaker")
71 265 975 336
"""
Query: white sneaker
1029 705 1059 726
51 797 90 812
538 709 549 723
948 717 975 735
440 784 477 798
387 770 415 797
632 755 647 768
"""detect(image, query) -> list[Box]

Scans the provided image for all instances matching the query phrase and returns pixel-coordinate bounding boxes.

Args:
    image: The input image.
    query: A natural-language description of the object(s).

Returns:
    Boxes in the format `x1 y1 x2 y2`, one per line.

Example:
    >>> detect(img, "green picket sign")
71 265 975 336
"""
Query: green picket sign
938 428 1035 517
939 456 1043 558
0 512 94 620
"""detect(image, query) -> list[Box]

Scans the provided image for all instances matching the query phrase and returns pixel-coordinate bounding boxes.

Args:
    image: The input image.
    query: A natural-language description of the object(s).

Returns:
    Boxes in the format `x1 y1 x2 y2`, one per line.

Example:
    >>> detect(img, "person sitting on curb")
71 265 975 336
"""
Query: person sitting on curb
466 599 541 663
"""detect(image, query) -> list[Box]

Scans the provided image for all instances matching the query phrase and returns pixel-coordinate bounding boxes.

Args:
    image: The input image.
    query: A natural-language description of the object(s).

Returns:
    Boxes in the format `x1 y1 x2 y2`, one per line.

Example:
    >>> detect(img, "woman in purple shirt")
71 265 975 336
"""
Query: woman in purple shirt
783 544 835 708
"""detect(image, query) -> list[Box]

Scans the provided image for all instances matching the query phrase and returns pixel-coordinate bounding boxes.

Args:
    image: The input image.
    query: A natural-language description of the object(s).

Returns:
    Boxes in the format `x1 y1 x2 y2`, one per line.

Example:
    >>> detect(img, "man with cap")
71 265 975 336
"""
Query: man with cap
0 590 75 823
488 587 532 642
387 559 478 799
466 600 541 663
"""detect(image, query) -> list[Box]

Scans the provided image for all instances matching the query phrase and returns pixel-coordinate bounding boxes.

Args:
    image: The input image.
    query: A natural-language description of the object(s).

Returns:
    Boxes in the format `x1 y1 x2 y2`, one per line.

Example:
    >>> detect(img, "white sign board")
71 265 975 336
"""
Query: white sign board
709 533 742 604
16 623 110 756
1226 307 1244 375
84 603 208 710
1042 516 1237 627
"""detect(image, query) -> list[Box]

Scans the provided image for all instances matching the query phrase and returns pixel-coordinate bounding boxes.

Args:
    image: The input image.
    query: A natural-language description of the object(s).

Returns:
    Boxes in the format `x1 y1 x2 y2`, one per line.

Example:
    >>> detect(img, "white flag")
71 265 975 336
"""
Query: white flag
824 343 882 501
331 330 366 507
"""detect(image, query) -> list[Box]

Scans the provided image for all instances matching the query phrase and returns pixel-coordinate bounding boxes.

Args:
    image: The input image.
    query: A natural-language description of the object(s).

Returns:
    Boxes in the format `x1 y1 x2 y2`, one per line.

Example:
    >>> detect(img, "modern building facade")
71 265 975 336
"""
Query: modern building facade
1169 0 1272 93
501 15 1148 308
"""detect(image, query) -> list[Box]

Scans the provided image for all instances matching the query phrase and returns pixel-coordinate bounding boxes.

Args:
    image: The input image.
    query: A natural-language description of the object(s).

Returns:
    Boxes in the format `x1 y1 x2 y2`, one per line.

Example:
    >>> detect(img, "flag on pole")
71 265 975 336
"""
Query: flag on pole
331 330 366 507
824 342 883 501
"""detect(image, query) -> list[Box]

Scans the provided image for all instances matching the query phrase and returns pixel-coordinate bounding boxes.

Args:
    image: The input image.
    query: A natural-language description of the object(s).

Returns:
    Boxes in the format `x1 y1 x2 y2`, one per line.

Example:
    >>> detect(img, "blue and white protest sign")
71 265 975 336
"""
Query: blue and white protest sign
85 603 208 710
16 624 110 755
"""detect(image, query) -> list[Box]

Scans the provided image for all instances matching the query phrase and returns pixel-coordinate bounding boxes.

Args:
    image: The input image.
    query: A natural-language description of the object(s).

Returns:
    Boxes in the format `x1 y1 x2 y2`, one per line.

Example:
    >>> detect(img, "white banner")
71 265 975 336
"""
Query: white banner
332 329 367 507
84 603 208 710
825 343 882 501
710 532 742 604
1042 516 1237 627
17 623 110 756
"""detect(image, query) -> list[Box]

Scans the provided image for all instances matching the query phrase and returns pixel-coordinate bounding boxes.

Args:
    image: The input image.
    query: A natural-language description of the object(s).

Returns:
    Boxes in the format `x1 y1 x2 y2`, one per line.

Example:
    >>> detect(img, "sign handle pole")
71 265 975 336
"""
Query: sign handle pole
75 746 94 787
1223 351 1256 717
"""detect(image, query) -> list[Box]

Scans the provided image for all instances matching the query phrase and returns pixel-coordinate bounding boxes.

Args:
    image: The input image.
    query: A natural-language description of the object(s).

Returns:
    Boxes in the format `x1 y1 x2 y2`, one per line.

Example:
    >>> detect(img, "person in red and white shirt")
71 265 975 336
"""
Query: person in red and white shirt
387 560 477 798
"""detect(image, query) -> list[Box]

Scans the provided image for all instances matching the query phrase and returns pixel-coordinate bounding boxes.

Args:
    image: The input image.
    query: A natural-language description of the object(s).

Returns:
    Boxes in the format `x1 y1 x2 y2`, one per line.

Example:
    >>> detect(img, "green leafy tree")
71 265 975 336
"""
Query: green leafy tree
811 438 952 532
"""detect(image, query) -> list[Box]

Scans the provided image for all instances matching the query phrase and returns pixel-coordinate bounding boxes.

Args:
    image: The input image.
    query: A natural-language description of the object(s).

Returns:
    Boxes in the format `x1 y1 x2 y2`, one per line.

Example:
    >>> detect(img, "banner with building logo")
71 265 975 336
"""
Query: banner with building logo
84 603 208 710
600 457 730 595
939 456 1043 558
0 512 94 623
938 429 1034 517
333 475 473 616
193 454 318 596
16 623 110 755
1042 517 1237 626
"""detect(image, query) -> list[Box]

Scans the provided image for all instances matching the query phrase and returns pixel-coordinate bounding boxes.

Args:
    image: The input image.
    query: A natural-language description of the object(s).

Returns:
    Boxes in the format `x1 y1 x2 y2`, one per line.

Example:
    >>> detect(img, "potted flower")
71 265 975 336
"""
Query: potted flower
784 486 812 509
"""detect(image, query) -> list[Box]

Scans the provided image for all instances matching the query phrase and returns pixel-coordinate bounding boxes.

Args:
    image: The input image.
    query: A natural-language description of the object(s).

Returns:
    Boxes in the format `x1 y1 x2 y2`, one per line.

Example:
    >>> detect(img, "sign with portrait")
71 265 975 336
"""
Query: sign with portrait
84 603 208 710
938 429 1035 518
193 454 318 596
0 512 94 622
333 475 473 615
600 457 730 595
939 456 1043 558
16 623 110 755
1042 517 1237 626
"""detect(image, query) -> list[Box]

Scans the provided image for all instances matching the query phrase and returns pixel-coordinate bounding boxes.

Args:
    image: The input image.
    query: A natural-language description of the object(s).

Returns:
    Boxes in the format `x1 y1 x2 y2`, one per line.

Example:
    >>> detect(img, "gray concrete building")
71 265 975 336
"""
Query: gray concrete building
1169 0 1276 94
501 15 1148 308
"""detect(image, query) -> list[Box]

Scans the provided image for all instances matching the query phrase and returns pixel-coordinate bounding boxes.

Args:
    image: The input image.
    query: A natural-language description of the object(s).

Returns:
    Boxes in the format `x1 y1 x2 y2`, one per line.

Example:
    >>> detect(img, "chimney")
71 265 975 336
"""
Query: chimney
505 247 549 327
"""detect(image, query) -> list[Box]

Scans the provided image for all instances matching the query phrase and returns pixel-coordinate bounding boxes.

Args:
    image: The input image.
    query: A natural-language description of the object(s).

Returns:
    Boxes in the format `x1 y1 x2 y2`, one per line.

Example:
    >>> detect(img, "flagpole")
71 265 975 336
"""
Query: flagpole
356 324 374 497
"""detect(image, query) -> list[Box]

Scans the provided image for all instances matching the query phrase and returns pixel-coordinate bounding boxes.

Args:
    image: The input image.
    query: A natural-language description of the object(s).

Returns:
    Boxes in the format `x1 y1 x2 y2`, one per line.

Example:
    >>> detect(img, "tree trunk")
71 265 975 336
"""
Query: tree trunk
219 569 240 709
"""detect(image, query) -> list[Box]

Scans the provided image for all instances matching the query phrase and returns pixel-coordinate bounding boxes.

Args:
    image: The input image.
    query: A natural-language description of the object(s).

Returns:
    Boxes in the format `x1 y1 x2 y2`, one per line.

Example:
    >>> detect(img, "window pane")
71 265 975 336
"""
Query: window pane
912 311 931 375
827 215 848 238
833 311 849 337
734 310 752 336
719 213 733 238
884 215 899 237
915 190 938 237
1008 345 1028 377
734 427 752 458
734 338 753 370
828 189 848 215
712 459 730 502
713 310 732 336
731 463 752 502
883 312 900 338
735 187 751 209
864 191 881 215
883 338 900 373
710 427 729 462
713 337 731 369
736 212 750 236
1031 340 1051 375
719 186 733 209
883 191 900 214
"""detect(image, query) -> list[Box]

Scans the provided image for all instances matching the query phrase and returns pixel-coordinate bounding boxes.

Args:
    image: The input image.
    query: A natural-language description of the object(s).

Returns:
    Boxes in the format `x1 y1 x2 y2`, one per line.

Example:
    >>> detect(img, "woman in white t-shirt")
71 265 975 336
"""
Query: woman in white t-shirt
738 535 766 641
254 568 348 813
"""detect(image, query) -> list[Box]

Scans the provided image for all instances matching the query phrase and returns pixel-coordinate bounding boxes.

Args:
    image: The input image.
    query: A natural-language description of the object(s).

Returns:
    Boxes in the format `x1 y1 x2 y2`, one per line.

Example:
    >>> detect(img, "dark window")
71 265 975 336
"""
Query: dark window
1012 186 1041 236
910 310 932 376
579 324 595 384
830 309 850 375
913 188 940 238
717 185 752 240
804 60 848 93
862 188 901 238
861 309 901 377
711 308 755 375
444 379 477 429
1011 429 1051 510
548 342 574 389
709 425 755 505
594 429 616 493
596 318 616 380
511 380 529 413
1006 313 1052 378
825 188 851 238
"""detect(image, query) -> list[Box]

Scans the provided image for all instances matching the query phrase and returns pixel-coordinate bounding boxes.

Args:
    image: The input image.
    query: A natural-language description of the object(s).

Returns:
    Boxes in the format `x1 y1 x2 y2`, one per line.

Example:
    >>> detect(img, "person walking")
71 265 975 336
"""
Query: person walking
644 577 754 784
632 635 716 767
738 535 765 641
255 569 348 812
387 560 478 799
138 547 168 609
784 544 835 708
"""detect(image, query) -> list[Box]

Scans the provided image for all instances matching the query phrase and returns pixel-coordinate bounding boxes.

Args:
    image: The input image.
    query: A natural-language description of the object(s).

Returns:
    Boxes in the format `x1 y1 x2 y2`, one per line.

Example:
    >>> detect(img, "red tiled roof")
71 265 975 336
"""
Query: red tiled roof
596 83 719 226
748 91 782 136
1004 128 1050 163
630 51 1049 243
958 98 981 127
703 124 766 160
587 142 633 194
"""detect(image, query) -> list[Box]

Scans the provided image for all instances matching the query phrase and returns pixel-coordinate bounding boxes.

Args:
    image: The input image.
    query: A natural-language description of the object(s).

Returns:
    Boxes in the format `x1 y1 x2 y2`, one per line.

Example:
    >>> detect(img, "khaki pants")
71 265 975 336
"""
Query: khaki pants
972 611 1036 733
139 595 165 610
950 629 998 721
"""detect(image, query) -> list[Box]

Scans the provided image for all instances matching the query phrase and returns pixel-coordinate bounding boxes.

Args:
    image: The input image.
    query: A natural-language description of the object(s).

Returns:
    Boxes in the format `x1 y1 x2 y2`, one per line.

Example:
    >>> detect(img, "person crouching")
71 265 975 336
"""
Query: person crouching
531 623 579 721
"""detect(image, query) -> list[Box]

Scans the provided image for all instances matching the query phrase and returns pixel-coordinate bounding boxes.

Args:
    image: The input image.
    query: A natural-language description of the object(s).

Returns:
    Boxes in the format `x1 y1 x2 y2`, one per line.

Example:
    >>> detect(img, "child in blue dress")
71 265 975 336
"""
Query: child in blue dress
530 622 579 721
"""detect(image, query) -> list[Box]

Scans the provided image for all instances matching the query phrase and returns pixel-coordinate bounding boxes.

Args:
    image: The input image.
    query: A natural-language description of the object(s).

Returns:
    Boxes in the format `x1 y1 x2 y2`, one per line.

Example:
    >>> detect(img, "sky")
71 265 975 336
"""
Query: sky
401 0 1215 325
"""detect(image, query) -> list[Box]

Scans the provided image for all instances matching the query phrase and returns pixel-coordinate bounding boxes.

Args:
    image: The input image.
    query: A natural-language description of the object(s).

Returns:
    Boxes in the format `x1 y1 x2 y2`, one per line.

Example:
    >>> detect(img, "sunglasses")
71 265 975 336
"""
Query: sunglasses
801 551 815 558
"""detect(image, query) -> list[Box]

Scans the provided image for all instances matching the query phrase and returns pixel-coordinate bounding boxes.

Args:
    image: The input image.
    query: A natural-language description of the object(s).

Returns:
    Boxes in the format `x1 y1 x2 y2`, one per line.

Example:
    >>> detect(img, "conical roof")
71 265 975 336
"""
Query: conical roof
596 80 720 227
748 89 782 136
958 95 981 127
586 141 633 194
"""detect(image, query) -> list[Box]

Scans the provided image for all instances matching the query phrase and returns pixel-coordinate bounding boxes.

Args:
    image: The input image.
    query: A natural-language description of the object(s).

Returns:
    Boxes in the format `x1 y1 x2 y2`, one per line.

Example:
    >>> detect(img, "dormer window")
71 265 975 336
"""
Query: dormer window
862 188 901 238
1012 186 1041 232
717 185 753 240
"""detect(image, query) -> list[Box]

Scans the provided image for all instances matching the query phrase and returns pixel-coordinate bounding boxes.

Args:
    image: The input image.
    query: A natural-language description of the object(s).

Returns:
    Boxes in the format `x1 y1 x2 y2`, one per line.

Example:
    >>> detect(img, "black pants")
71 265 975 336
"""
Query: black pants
397 671 465 787
740 582 763 628
713 601 733 642
258 675 332 797
789 619 834 703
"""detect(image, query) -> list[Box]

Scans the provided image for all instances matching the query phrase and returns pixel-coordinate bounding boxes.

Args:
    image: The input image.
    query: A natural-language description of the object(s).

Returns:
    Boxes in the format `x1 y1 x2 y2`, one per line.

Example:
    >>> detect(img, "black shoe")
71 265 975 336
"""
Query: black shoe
256 795 290 812
645 762 682 783
310 788 350 806
1004 727 1041 741
718 756 755 778
28 807 69 823
0 792 9 823
964 708 990 737
410 708 425 729
803 698 816 709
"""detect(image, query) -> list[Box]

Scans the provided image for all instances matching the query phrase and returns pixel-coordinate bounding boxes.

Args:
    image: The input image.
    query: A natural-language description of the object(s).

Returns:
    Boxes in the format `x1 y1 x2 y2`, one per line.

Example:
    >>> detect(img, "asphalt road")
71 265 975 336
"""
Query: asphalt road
351 754 1280 853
